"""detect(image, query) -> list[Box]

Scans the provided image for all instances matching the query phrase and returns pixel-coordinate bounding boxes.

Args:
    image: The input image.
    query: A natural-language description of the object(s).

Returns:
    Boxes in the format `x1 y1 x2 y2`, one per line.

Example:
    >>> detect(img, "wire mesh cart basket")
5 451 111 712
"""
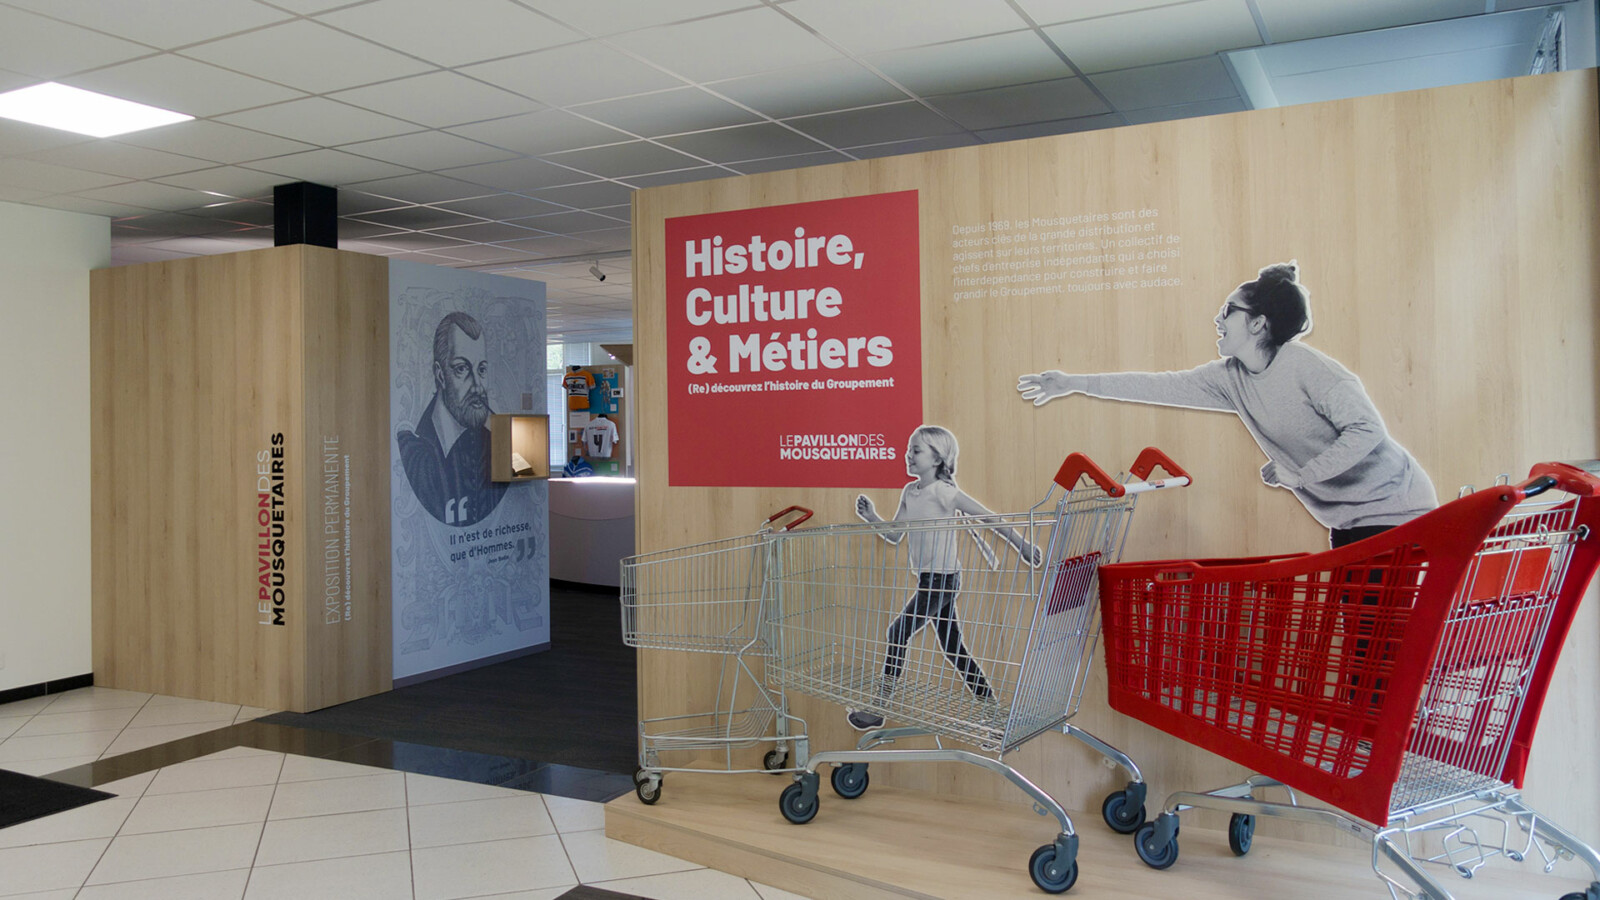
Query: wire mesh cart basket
1099 461 1600 900
767 448 1190 894
621 505 813 805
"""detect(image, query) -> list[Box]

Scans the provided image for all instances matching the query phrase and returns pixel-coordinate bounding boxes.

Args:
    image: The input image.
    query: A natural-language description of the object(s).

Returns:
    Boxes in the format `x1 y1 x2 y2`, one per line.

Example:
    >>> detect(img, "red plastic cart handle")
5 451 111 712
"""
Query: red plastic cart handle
1129 446 1190 484
1054 452 1124 497
1527 460 1600 498
765 505 814 531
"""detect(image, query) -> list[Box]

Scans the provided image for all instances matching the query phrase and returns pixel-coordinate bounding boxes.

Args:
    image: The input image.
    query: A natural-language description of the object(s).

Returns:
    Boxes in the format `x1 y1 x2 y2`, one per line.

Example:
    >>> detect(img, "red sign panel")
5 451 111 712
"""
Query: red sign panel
665 191 922 487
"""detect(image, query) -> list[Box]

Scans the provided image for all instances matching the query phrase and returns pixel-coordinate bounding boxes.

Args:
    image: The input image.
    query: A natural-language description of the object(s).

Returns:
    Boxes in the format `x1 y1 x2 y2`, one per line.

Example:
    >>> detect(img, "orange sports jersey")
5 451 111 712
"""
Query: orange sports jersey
563 369 594 410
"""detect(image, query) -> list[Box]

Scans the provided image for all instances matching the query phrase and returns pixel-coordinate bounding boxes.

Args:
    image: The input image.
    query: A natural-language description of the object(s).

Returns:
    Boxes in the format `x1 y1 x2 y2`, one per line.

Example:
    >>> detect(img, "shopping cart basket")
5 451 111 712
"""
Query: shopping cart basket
768 448 1190 894
1100 461 1600 900
621 505 813 805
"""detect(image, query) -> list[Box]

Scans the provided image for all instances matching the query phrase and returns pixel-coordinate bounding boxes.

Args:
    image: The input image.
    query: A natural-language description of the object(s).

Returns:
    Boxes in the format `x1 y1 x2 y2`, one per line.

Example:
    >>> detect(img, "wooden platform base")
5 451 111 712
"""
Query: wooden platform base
605 770 1593 899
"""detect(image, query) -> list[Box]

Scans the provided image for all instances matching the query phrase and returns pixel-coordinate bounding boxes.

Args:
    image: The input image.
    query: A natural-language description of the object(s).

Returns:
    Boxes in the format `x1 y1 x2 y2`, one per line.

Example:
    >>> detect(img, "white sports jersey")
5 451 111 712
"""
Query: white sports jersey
583 417 619 459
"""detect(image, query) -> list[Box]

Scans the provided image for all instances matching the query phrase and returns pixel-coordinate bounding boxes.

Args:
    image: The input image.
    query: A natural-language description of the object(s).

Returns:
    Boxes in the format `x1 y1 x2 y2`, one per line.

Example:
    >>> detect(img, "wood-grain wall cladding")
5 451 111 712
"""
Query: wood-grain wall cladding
630 71 1600 842
91 245 391 713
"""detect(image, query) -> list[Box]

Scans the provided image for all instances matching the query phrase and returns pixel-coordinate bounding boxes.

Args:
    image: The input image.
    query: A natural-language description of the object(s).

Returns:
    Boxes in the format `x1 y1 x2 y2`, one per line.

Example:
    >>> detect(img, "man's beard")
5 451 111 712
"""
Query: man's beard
443 385 489 429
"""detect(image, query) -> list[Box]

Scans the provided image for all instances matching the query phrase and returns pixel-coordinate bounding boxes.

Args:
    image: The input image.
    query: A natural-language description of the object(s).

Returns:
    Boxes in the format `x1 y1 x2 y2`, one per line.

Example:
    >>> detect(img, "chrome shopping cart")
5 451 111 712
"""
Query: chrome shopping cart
767 448 1190 894
621 505 813 805
1099 461 1600 900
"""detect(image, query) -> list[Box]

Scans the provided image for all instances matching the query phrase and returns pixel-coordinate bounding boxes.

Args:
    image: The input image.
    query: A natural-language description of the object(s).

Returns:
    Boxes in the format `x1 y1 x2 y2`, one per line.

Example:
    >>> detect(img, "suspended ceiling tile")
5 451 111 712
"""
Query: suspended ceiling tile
492 233 611 257
115 210 245 237
1044 0 1263 73
525 0 758 37
728 150 855 174
447 109 634 156
329 72 543 129
317 0 581 68
785 101 965 147
589 203 631 222
506 209 628 235
1253 0 1485 43
350 205 484 230
26 142 213 181
424 242 531 263
342 131 519 170
155 166 303 199
845 133 981 158
179 199 276 227
433 192 566 220
782 0 1029 54
0 120 95 157
110 244 193 264
620 168 723 189
113 120 316 165
461 42 687 107
1088 57 1240 109
1121 96 1248 124
975 112 1127 143
245 148 415 185
519 180 633 210
180 20 434 94
388 249 468 264
29 194 158 218
570 87 760 138
541 141 704 178
361 231 475 252
441 156 595 192
0 68 32 94
344 172 501 205
927 77 1106 131
0 7 153 79
337 191 411 215
62 55 306 119
0 185 48 204
76 181 217 210
4 0 293 49
1013 0 1185 27
710 61 906 119
869 31 1075 97
608 7 841 82
425 221 545 243
218 97 421 148
658 123 830 163
0 158 129 193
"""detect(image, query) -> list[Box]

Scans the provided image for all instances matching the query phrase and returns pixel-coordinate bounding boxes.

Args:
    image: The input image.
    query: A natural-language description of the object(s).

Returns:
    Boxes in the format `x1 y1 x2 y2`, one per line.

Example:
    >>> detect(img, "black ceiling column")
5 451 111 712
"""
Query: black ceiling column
273 181 338 248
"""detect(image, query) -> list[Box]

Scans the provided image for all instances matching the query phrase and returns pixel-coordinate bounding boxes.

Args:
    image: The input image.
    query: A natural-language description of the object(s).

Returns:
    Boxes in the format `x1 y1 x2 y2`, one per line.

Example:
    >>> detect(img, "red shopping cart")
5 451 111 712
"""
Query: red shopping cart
1098 461 1600 900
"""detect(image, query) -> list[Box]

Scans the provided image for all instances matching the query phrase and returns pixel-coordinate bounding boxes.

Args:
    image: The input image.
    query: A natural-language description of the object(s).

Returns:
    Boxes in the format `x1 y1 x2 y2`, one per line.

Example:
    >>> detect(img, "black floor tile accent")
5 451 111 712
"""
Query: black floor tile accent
0 769 114 830
556 885 652 900
46 583 638 804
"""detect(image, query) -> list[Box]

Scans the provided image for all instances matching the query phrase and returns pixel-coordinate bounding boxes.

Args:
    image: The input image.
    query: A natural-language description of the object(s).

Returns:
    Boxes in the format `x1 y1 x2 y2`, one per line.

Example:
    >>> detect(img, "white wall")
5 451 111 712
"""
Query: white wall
0 201 109 691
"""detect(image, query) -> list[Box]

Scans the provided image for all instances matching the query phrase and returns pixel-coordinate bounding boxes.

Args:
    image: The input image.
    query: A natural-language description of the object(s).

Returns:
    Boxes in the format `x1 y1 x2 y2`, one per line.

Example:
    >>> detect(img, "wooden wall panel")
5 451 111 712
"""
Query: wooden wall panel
632 70 1600 842
92 245 391 713
300 247 392 710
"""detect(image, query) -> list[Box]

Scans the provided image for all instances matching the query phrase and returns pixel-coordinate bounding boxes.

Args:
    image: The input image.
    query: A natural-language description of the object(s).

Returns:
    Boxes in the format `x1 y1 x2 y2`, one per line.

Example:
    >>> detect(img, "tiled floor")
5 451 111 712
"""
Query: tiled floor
0 688 810 900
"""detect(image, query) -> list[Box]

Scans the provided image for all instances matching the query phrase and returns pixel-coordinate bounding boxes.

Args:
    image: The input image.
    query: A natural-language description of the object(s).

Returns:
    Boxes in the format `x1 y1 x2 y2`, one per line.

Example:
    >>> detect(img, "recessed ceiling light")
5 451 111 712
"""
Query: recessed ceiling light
0 82 191 137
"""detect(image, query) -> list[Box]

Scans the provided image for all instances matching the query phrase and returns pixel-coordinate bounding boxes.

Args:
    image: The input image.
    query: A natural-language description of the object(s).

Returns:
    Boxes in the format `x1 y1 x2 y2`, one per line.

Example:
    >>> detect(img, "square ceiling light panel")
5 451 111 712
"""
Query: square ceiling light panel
0 83 192 137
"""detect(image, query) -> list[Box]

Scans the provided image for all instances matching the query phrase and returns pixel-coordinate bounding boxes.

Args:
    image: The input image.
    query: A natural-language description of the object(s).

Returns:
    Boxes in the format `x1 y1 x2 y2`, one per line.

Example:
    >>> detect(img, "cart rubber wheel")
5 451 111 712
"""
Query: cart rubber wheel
830 763 869 799
634 775 661 805
1134 822 1179 869
1028 844 1078 894
779 781 818 824
763 749 788 772
1101 789 1146 834
1228 813 1254 856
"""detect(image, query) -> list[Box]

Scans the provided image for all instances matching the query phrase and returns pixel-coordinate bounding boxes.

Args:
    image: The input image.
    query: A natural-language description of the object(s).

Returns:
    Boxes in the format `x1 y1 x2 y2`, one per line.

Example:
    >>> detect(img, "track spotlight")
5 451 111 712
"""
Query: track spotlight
589 261 606 282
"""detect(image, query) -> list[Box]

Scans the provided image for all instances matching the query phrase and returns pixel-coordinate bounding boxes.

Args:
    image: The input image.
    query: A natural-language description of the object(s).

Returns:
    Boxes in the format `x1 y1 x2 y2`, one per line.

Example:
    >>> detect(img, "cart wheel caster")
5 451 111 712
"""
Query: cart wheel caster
1101 789 1146 834
1135 822 1179 869
634 771 661 805
1228 813 1254 856
1028 844 1078 894
763 749 789 772
831 763 869 799
779 781 818 824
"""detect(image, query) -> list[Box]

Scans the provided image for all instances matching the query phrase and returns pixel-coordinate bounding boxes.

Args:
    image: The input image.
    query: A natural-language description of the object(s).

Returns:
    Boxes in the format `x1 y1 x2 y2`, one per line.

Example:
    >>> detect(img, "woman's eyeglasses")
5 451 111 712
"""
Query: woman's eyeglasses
1221 302 1251 318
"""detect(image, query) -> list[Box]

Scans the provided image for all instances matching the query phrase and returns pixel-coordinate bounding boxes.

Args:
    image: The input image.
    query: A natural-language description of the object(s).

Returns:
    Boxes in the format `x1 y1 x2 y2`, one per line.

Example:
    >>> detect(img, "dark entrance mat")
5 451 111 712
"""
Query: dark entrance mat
0 768 115 830
557 886 651 900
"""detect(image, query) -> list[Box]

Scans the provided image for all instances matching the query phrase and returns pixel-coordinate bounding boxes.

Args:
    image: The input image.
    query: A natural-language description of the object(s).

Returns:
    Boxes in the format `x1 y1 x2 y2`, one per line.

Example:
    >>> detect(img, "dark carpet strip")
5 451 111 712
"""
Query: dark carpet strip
259 582 638 775
557 885 651 900
0 769 113 829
